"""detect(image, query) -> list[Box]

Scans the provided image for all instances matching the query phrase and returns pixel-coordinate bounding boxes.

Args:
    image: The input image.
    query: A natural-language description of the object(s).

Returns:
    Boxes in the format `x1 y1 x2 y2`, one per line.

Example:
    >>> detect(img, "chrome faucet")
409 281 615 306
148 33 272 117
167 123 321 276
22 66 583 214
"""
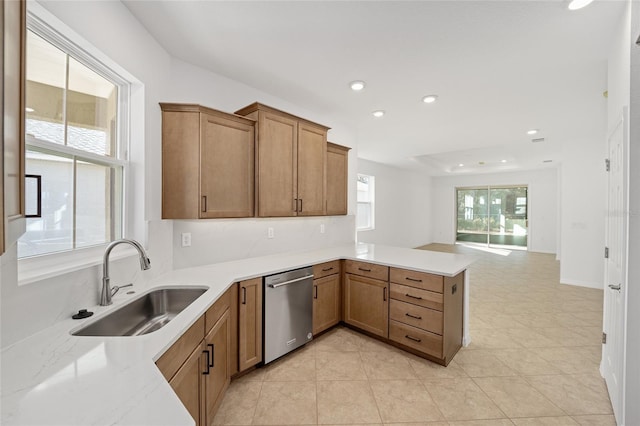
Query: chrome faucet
100 239 151 306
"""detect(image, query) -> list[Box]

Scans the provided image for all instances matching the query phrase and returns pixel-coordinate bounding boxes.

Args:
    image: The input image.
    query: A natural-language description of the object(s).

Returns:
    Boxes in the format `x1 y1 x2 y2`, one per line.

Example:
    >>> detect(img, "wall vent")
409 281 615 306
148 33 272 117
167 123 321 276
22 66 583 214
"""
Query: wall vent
543 159 553 163
531 137 545 143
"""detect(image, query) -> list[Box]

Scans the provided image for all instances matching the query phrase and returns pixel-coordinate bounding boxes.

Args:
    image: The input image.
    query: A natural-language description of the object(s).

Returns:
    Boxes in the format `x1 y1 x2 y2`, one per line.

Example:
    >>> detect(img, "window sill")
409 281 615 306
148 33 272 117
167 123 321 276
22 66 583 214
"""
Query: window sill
18 244 139 286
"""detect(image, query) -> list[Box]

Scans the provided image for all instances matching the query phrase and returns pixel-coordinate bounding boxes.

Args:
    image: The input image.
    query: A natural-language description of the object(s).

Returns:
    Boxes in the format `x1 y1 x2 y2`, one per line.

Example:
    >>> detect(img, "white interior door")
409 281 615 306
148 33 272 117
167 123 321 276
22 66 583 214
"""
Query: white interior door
602 110 628 424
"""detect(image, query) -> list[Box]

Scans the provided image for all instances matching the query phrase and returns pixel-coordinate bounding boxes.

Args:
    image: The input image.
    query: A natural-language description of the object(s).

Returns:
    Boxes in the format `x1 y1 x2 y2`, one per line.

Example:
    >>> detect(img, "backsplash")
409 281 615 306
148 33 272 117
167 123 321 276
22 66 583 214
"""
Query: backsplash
172 216 356 269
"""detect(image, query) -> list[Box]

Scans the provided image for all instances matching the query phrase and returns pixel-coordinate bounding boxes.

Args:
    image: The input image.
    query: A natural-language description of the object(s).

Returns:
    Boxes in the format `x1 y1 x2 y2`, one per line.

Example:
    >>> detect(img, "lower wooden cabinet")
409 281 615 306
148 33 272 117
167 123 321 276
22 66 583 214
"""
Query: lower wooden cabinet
344 273 389 338
156 286 234 426
313 273 341 335
238 277 263 372
387 269 464 365
203 310 230 422
167 339 206 426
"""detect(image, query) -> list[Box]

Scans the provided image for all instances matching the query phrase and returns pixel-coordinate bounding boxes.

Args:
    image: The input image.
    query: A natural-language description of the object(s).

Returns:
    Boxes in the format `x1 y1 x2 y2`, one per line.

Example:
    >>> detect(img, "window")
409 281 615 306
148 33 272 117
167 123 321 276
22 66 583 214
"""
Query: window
18 24 129 259
357 174 375 231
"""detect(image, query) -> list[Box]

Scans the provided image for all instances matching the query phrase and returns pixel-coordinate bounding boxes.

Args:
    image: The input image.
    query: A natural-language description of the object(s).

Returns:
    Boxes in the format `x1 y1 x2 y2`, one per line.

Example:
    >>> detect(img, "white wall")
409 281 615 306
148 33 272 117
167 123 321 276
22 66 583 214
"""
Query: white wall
559 135 607 289
625 1 639 423
357 159 432 248
431 168 558 254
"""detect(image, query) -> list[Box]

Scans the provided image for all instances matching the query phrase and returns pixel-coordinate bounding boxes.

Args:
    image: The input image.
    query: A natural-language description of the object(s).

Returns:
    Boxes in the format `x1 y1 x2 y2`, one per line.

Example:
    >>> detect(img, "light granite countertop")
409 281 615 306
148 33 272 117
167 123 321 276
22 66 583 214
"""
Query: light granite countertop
0 243 474 426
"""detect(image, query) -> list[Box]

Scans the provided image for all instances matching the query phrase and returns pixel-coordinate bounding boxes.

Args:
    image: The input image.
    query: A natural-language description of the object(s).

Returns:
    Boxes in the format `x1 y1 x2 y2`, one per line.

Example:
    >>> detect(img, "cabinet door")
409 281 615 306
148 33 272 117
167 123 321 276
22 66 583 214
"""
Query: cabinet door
239 277 263 371
297 122 326 216
313 274 341 335
344 273 389 338
256 112 297 217
326 143 349 215
168 342 206 426
203 309 230 425
1 0 26 254
200 113 254 218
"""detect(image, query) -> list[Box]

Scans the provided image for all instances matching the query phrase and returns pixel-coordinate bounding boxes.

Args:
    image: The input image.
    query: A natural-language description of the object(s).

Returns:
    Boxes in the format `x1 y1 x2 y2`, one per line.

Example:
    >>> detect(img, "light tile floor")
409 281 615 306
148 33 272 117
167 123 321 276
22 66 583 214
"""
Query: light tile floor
213 243 614 426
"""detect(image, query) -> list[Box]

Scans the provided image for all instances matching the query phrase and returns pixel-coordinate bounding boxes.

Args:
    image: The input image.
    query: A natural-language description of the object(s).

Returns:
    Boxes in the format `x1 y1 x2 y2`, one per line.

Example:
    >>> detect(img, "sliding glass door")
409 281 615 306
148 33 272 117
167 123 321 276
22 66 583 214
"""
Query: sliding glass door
456 186 528 248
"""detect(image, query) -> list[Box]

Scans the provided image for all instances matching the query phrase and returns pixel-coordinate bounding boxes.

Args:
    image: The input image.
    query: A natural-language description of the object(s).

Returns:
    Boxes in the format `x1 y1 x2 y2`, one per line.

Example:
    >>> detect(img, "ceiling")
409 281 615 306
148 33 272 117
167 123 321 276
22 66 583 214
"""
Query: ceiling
123 0 625 175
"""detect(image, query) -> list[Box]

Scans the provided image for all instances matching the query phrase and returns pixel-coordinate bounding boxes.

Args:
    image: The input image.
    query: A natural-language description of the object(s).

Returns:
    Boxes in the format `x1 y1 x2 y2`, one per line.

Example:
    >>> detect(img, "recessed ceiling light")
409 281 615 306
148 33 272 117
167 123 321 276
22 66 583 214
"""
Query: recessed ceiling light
372 110 385 118
422 95 438 104
350 80 366 91
527 129 538 135
25 107 34 113
458 163 464 167
568 0 595 10
501 159 507 163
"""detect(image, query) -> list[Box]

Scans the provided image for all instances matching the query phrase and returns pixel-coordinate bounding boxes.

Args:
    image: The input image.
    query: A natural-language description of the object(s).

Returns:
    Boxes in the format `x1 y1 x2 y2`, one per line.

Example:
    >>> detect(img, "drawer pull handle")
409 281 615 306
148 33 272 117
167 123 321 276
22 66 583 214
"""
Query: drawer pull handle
358 267 372 272
405 313 422 320
405 335 422 343
406 277 423 283
322 267 334 272
202 350 211 375
208 343 215 367
405 293 423 300
314 285 318 299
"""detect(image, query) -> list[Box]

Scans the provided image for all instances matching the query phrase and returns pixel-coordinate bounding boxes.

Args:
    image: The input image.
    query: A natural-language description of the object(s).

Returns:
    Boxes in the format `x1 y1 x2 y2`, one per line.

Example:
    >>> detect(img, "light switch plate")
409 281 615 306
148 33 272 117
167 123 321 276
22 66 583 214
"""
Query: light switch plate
181 232 192 247
267 227 275 239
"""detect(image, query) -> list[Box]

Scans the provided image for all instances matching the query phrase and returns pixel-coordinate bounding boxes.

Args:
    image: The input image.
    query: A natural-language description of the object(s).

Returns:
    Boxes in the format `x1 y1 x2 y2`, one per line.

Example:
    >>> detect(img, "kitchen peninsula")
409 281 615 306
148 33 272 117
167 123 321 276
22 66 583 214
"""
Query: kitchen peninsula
1 243 473 426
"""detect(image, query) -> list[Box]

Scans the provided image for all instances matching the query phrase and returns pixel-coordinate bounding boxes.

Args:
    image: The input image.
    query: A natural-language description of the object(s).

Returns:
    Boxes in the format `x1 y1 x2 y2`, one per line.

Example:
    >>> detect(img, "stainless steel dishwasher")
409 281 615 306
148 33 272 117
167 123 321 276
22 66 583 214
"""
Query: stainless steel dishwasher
263 266 314 364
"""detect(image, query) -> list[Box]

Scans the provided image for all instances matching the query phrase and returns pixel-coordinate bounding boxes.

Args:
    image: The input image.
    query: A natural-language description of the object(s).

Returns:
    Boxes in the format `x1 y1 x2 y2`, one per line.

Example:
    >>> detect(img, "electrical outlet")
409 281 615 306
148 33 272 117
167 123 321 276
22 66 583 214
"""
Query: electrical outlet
181 232 191 247
320 224 325 234
267 227 275 239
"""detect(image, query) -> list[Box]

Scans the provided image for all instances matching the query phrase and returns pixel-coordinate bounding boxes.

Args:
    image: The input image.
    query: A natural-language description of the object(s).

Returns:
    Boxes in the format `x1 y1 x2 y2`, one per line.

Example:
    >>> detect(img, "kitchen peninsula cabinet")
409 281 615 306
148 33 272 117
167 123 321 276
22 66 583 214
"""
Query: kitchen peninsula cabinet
235 103 329 217
156 286 234 426
160 103 255 219
1 0 26 255
388 268 464 365
343 260 389 338
326 142 350 215
238 277 263 372
312 260 341 335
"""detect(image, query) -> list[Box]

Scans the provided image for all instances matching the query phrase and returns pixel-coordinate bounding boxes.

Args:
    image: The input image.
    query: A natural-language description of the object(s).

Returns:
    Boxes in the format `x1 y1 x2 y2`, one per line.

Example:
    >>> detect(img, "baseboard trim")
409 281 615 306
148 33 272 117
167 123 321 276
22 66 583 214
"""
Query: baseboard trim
559 278 604 290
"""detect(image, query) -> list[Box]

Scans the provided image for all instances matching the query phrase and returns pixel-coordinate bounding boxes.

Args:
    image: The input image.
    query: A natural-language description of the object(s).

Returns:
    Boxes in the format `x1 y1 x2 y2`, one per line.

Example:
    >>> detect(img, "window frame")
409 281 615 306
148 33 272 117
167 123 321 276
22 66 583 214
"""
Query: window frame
17 7 137 283
356 173 375 231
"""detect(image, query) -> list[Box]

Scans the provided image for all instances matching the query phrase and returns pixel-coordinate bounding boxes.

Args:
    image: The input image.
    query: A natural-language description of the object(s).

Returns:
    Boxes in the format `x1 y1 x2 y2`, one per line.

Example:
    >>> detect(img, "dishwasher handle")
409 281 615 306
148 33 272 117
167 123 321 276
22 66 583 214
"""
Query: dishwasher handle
268 274 314 289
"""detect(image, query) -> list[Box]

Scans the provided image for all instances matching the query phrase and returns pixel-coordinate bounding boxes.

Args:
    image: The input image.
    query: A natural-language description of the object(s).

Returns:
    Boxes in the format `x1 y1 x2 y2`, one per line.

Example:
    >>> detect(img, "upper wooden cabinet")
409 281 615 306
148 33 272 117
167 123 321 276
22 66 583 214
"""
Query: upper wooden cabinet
160 103 255 219
1 0 27 255
326 142 350 216
235 103 329 217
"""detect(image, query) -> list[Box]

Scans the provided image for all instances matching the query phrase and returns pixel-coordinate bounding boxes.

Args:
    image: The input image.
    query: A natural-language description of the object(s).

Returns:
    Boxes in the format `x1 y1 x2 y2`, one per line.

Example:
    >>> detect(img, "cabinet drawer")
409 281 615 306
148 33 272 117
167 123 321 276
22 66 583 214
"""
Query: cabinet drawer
389 320 443 359
389 299 443 335
313 260 341 279
390 283 443 311
344 260 389 281
156 315 205 381
205 284 233 334
390 268 443 293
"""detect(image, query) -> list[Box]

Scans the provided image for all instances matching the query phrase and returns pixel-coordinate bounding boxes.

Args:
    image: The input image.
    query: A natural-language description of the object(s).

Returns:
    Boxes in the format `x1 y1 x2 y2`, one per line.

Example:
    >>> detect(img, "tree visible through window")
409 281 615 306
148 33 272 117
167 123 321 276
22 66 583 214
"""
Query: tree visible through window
18 26 128 258
357 174 375 231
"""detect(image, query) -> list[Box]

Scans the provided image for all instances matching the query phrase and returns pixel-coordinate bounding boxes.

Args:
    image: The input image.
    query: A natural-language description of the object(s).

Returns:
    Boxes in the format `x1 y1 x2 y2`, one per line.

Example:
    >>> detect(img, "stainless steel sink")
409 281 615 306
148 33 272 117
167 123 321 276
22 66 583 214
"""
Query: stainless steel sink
72 287 208 337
